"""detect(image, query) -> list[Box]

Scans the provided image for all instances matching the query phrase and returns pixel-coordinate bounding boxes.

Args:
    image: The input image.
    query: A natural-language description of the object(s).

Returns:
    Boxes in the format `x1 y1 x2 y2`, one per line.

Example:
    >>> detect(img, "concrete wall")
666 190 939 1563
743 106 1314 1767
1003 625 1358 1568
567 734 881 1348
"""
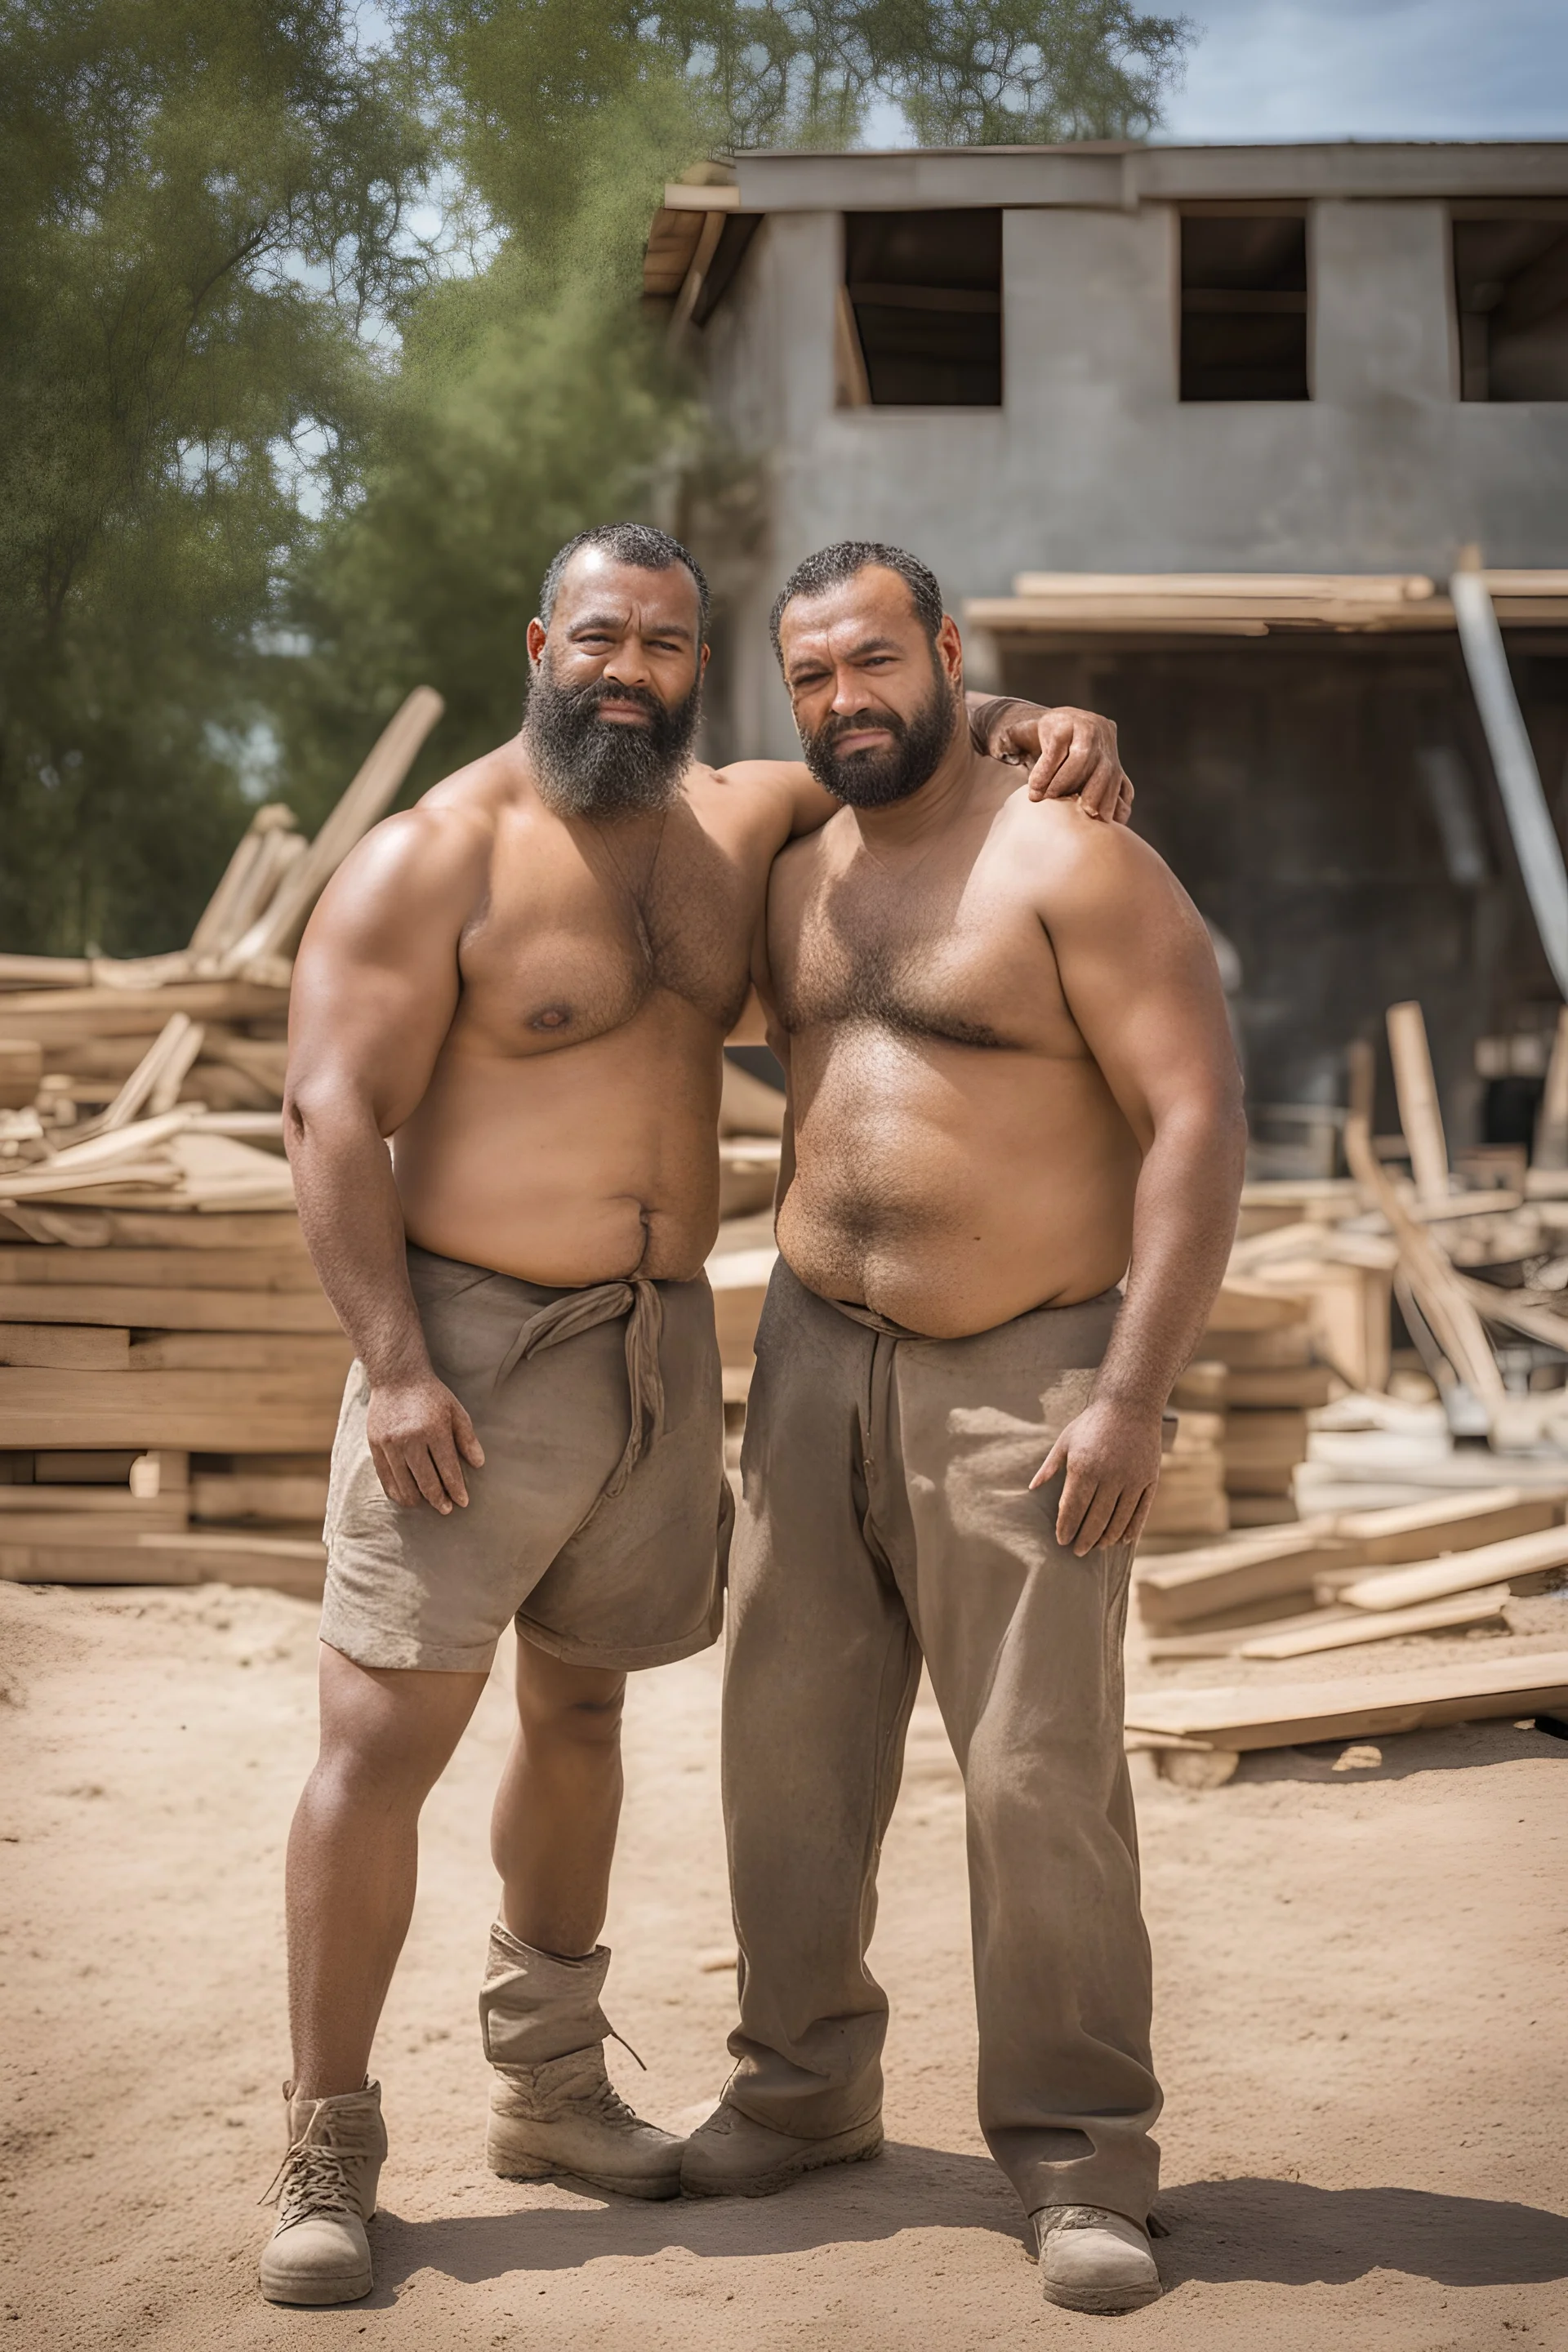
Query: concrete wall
697 196 1568 759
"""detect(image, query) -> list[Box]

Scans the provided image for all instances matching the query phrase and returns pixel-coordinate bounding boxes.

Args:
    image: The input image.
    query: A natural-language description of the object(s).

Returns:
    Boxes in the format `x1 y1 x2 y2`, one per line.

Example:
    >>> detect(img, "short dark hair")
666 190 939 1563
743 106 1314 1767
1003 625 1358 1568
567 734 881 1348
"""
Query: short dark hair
539 523 710 638
769 541 944 661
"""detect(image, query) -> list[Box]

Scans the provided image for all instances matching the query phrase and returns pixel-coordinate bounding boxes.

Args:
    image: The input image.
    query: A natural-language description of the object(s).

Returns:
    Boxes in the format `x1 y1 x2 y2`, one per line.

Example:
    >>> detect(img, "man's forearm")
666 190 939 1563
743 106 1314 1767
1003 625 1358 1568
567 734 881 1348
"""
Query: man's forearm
1094 1105 1247 1413
286 1101 431 1383
965 690 1031 749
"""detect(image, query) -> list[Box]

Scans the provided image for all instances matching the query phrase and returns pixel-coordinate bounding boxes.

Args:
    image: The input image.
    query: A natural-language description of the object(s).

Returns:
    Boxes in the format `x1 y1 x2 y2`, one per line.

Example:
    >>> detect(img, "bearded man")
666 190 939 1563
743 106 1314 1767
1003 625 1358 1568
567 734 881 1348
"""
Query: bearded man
679 543 1246 2319
259 522 1128 2305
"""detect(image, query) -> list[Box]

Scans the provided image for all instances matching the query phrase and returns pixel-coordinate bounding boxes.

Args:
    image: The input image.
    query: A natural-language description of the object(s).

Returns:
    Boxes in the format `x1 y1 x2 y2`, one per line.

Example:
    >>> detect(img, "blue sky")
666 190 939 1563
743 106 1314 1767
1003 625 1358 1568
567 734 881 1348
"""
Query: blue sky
1160 0 1568 140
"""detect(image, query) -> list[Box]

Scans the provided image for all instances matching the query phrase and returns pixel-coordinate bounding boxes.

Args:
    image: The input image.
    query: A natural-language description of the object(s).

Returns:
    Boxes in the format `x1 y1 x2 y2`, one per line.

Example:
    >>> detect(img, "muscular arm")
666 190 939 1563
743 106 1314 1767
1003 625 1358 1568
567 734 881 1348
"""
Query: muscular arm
284 810 489 1513
1029 820 1246 1552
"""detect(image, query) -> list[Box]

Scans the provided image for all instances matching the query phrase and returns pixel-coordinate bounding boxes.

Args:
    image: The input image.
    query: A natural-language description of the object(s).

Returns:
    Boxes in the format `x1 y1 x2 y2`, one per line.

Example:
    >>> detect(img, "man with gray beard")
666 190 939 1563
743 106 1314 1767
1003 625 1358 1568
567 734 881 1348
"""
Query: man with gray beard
260 523 1129 2306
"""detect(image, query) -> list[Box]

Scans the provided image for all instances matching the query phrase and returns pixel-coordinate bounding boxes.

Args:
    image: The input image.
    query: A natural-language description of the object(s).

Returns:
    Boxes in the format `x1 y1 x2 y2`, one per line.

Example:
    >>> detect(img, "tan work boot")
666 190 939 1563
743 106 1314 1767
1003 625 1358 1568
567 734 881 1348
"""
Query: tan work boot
258 2082 385 2307
679 2098 883 2197
480 1924 684 2200
1034 2205 1162 2314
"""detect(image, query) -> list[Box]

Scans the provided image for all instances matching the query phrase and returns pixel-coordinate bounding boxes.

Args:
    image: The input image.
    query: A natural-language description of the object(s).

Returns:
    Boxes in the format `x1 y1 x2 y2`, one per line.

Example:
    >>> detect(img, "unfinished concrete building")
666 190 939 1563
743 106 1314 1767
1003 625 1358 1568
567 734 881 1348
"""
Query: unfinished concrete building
645 140 1568 1160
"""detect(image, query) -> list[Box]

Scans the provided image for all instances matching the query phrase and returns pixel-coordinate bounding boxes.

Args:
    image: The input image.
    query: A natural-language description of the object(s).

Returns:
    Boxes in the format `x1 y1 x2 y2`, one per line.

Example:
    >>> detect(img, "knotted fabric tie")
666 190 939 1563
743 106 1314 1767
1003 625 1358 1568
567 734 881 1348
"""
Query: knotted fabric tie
491 1279 665 1496
826 1296 923 1339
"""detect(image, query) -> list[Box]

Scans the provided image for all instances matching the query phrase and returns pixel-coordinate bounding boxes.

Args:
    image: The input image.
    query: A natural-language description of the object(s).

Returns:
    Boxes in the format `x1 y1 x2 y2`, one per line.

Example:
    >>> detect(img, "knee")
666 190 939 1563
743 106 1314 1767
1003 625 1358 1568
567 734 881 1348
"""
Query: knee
518 1669 626 1758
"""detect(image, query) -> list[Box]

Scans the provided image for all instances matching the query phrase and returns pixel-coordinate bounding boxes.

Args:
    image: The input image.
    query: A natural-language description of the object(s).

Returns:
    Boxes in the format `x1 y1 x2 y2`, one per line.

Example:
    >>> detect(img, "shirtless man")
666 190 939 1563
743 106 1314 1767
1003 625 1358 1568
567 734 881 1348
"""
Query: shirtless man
679 543 1246 2319
260 522 1129 2305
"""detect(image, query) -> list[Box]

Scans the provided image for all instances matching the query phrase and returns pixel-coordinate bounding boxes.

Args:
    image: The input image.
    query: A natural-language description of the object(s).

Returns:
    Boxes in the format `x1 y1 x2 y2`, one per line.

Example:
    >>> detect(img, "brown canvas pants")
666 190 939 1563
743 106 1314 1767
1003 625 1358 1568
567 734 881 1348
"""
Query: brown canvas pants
721 1258 1160 2225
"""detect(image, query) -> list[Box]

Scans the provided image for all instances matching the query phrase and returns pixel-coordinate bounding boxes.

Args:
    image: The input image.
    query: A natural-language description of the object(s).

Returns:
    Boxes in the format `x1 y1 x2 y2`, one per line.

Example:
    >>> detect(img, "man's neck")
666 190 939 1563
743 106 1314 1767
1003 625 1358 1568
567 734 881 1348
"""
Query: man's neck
848 729 991 856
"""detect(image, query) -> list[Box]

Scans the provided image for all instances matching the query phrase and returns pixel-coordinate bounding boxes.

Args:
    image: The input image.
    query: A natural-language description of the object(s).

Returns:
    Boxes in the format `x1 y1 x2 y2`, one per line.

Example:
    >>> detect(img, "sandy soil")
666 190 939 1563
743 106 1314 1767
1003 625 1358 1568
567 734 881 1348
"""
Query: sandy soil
2 1575 1566 2352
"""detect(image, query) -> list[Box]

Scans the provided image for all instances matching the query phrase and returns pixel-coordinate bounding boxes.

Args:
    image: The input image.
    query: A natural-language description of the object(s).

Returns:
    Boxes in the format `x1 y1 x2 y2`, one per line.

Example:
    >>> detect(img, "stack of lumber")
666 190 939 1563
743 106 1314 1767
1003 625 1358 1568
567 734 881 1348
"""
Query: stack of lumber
0 1230 344 1592
1133 1482 1568 1659
0 693 444 1597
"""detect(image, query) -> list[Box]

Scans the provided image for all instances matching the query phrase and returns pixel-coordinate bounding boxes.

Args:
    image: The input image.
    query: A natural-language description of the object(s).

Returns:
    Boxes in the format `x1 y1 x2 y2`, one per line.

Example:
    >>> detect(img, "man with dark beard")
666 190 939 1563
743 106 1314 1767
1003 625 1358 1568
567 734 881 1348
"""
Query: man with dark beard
259 523 1129 2305
680 545 1245 2319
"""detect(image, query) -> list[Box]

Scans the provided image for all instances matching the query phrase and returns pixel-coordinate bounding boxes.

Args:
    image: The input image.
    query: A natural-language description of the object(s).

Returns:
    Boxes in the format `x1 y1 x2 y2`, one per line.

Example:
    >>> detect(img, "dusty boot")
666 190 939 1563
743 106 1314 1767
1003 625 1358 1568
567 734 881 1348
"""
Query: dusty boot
1035 2206 1162 2315
480 1924 684 2200
258 2082 385 2307
679 2099 884 2198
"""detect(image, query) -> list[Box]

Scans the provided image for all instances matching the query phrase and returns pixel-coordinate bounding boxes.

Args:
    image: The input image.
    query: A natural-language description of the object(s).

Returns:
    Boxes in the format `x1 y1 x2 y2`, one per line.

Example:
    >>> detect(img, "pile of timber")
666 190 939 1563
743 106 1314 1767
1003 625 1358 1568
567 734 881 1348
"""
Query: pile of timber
0 693 450 1595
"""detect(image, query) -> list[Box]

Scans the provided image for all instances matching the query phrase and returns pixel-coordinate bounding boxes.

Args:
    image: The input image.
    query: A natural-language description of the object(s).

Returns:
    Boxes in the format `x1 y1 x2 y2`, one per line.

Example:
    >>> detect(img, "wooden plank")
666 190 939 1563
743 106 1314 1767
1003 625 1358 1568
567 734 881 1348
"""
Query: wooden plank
0 982 287 1045
127 1333 353 1373
1225 1365 1337 1407
1387 1001 1450 1206
1332 1486 1563 1565
146 1530 326 1594
1234 1587 1510 1659
0 1323 130 1370
1338 1524 1568 1612
0 1246 318 1290
0 1482 186 1517
0 1508 191 1544
0 1285 339 1333
0 1543 201 1586
1134 1521 1349 1628
191 1472 329 1524
0 1369 344 1450
0 1206 305 1250
1197 1323 1316 1369
1205 1279 1312 1331
1124 1650 1568 1750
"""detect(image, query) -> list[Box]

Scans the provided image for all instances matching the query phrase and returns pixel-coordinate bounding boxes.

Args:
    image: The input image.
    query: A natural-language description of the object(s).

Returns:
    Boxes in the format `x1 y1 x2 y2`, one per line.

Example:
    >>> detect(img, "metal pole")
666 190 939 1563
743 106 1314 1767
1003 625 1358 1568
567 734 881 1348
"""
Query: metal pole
1450 565 1568 1000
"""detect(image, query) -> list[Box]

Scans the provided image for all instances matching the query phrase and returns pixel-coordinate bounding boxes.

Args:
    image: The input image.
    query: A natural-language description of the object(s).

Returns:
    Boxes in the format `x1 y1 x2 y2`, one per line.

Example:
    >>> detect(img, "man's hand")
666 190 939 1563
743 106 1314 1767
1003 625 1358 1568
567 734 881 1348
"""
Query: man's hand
367 1374 485 1513
1030 1397 1164 1555
986 705 1132 823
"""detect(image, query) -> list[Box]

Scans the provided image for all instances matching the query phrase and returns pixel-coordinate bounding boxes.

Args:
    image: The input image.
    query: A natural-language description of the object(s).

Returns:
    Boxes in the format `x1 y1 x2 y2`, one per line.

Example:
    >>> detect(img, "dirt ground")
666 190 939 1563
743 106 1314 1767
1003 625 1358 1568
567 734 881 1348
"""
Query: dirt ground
2 1575 1566 2352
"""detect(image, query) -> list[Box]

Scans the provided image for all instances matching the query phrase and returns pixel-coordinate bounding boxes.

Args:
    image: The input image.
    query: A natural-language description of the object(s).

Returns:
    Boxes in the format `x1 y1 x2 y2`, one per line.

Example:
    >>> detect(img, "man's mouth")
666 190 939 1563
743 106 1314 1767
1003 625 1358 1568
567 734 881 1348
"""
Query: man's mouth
595 701 655 725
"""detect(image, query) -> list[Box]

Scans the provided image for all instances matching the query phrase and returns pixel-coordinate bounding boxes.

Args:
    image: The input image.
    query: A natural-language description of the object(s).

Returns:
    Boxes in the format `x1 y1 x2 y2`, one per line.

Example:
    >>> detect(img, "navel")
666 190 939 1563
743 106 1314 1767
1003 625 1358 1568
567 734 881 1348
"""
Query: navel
528 1004 573 1032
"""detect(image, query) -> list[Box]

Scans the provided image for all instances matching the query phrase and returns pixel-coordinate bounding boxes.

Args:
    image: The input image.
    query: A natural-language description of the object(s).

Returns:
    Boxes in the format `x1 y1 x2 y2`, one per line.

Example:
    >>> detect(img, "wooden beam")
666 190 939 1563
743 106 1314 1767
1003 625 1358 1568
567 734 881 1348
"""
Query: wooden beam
1124 1650 1568 1749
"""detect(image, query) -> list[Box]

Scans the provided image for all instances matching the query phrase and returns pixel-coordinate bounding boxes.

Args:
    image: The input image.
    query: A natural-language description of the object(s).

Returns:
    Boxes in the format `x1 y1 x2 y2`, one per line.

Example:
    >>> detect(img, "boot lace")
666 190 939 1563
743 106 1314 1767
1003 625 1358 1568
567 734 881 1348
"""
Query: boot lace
261 2140 359 2228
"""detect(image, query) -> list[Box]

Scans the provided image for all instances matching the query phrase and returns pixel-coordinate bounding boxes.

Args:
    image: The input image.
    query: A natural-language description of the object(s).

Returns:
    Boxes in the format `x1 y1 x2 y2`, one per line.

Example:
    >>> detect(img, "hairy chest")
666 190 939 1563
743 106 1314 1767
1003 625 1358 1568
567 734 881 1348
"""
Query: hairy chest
456 822 755 1054
773 867 1076 1058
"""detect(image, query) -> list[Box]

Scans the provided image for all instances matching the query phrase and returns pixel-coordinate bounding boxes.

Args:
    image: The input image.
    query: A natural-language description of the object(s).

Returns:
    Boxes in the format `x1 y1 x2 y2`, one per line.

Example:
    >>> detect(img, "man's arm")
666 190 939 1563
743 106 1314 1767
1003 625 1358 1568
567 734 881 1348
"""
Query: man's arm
284 810 489 1515
1028 822 1246 1553
968 693 1132 822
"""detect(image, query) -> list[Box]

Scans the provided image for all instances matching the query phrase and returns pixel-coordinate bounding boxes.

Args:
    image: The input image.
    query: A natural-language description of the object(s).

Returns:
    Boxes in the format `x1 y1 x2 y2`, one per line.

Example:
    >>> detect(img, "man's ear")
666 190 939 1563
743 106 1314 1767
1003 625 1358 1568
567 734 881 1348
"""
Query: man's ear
525 617 547 664
699 641 710 679
936 613 964 688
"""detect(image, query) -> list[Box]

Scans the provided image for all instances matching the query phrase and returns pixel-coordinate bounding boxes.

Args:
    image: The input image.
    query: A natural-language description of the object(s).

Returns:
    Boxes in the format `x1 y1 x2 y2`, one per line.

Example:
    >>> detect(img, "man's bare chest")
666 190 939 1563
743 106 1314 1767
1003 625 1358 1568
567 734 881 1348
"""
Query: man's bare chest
775 873 1075 1057
456 830 756 1054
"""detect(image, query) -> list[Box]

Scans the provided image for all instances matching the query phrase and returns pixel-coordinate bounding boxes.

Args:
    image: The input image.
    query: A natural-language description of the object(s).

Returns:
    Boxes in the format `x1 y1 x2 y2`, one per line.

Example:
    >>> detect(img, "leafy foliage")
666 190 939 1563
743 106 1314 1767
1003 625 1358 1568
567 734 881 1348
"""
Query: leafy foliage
0 0 430 952
0 0 1192 951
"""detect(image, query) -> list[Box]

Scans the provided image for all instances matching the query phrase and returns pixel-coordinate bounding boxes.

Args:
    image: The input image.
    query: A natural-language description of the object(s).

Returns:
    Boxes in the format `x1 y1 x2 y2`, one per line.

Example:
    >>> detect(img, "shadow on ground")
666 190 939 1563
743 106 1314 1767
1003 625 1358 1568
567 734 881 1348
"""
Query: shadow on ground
1230 1717 1568 1784
364 2143 1021 2301
1156 2177 1568 2287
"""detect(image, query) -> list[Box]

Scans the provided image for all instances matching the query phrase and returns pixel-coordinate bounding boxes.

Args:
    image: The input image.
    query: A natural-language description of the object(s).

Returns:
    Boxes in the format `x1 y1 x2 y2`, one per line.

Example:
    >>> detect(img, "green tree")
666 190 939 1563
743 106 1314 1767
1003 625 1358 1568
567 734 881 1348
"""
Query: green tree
0 0 430 954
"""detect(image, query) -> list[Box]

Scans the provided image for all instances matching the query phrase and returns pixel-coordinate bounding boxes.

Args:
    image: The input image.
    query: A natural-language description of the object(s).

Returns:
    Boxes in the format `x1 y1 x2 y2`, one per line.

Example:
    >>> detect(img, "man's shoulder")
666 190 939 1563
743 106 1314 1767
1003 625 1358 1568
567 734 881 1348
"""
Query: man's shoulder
994 782 1168 902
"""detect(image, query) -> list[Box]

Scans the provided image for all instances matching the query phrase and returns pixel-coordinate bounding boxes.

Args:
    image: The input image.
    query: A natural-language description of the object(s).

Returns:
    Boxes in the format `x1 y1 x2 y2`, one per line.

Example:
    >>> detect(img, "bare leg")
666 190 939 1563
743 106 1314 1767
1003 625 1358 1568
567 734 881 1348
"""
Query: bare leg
491 1639 626 1956
287 1644 488 2098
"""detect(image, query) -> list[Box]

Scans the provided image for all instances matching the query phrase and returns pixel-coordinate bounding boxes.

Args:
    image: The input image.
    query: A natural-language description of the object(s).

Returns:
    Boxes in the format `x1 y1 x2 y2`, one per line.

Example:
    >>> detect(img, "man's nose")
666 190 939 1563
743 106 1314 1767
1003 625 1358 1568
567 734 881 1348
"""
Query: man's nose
830 668 871 715
603 648 653 692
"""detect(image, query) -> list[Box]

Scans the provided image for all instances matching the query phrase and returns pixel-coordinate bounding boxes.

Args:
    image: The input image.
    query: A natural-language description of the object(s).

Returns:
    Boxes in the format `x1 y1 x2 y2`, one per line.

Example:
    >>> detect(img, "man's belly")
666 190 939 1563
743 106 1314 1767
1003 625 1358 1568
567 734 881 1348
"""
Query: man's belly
390 1020 724 1286
777 1031 1142 1339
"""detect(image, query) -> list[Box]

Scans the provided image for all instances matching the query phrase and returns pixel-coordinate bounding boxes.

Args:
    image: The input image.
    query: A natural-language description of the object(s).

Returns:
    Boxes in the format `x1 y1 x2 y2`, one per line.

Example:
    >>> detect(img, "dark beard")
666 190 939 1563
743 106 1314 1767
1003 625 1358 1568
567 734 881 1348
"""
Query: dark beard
525 657 701 817
798 668 958 808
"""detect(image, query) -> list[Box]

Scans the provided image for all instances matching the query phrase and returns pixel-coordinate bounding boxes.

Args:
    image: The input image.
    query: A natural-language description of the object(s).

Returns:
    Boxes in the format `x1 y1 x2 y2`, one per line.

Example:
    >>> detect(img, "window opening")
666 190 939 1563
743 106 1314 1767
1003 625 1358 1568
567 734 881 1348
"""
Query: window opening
1180 214 1308 402
842 212 1002 408
1454 213 1568 401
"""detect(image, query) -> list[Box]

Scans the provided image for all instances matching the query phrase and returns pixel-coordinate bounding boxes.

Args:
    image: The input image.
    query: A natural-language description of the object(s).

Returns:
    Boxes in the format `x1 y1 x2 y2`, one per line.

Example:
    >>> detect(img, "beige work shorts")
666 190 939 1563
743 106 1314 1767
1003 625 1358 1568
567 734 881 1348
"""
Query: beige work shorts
318 1245 731 1675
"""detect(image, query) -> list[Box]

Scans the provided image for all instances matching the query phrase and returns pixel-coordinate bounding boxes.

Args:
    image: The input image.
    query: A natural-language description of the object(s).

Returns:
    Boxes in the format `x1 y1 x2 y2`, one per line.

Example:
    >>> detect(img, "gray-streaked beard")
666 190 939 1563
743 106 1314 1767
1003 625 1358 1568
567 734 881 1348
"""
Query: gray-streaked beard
525 653 701 817
799 666 959 809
